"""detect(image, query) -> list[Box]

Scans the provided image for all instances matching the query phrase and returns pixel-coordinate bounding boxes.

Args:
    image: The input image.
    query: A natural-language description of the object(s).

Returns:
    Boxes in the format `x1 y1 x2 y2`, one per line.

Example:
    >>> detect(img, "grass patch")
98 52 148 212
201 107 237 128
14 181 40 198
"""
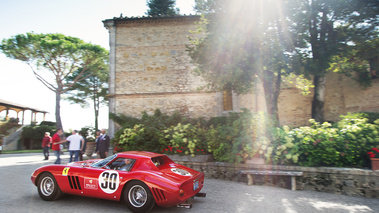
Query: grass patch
1 149 42 154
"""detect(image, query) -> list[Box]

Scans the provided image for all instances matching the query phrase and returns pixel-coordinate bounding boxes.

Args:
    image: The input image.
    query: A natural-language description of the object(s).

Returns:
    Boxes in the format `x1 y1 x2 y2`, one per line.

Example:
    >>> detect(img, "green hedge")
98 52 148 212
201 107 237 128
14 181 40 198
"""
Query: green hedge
112 110 379 168
112 110 196 153
112 109 276 163
21 124 57 149
273 113 379 167
21 123 97 149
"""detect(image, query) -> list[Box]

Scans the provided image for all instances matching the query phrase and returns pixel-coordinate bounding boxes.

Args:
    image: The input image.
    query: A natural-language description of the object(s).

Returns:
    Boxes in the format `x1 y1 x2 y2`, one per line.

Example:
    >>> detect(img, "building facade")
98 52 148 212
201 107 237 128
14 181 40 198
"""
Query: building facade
103 15 379 137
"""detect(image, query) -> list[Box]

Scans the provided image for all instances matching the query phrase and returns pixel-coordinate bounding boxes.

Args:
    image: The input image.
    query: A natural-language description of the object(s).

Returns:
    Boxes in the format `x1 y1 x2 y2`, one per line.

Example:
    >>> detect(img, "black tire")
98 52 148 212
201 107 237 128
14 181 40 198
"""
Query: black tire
124 180 155 213
37 173 63 201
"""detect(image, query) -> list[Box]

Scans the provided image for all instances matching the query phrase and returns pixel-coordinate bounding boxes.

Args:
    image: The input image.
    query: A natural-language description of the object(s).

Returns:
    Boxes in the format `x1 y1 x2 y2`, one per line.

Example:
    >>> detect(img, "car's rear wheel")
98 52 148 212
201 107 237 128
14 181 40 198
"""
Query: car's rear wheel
37 173 63 201
124 180 155 213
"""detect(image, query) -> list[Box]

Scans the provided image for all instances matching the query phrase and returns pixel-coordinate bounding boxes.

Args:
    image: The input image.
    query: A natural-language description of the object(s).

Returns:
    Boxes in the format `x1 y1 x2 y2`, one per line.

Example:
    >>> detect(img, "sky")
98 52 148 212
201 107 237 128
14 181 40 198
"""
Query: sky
0 0 196 131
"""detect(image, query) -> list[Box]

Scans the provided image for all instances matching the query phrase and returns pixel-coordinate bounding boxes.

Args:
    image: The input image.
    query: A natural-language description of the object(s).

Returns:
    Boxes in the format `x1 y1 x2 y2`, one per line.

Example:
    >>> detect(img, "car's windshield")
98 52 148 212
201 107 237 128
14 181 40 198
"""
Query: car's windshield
91 154 117 168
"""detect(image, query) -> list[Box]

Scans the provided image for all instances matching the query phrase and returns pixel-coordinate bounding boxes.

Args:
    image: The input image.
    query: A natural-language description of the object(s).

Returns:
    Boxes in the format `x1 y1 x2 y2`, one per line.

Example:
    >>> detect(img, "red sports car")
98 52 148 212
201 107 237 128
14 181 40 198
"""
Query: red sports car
31 151 205 213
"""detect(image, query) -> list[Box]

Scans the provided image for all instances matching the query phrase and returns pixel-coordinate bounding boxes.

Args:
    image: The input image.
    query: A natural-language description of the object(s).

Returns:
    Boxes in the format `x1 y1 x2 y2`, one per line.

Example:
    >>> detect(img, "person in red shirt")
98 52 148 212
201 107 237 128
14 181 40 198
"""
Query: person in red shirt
41 132 52 160
52 129 63 164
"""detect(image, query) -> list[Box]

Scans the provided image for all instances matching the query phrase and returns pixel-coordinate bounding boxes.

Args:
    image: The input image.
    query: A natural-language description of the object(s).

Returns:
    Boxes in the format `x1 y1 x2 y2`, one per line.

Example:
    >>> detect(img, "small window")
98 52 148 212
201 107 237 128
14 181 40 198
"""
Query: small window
151 157 165 167
371 70 377 79
223 90 233 111
369 56 378 79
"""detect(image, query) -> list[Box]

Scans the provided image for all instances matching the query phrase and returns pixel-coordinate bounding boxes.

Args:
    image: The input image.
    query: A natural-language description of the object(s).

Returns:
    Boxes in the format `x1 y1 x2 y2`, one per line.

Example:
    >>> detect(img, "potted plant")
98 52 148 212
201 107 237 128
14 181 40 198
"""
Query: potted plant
367 147 379 171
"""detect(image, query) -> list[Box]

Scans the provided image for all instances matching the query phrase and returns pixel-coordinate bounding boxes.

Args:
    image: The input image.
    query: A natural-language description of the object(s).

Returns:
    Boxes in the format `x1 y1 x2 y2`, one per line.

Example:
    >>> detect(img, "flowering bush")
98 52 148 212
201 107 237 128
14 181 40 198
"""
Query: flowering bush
112 109 190 153
206 110 274 163
273 121 343 166
273 115 379 167
162 123 207 157
368 147 379 158
162 145 206 156
114 124 166 153
112 109 379 168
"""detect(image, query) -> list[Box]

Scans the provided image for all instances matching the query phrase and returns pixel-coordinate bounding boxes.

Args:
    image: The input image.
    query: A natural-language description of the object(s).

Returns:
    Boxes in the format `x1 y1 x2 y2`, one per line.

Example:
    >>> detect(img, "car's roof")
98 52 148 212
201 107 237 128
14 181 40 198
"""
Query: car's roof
116 151 165 159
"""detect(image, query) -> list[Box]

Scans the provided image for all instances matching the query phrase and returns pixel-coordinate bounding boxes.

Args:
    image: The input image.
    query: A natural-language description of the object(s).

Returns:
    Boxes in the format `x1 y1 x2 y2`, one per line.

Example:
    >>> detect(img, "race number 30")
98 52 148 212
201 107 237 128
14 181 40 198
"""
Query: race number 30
99 171 120 194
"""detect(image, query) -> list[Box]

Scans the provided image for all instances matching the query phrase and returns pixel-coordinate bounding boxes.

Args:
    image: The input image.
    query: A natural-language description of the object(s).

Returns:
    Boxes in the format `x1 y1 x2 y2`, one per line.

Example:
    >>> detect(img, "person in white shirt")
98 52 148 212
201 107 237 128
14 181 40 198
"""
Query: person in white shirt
62 130 84 162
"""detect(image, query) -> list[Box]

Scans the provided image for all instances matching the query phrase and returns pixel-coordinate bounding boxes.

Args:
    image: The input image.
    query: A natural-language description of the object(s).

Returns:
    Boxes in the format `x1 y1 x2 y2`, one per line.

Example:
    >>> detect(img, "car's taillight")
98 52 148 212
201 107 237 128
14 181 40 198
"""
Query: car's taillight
179 189 185 197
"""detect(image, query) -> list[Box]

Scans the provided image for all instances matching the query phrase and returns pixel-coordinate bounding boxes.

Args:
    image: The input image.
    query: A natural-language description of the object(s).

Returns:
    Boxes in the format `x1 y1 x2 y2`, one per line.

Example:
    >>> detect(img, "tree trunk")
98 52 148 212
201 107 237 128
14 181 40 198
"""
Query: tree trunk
93 82 100 131
55 91 63 131
311 75 326 122
94 96 99 131
261 70 281 126
309 4 331 123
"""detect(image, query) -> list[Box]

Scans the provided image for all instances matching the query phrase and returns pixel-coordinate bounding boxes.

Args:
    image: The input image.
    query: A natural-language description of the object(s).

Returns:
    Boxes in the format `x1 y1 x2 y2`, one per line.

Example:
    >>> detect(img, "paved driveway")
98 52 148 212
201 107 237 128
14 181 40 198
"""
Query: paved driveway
0 153 378 213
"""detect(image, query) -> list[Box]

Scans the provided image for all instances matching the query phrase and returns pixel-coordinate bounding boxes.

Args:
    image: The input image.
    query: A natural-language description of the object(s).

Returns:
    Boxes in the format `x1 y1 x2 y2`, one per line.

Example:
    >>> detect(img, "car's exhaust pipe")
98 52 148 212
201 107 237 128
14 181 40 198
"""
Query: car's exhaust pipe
195 192 206 198
177 192 206 209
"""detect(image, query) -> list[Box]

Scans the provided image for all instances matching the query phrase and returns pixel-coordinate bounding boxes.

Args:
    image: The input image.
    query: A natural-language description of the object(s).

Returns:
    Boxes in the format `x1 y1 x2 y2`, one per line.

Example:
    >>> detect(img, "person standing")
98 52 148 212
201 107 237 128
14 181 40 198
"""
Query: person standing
41 132 52 160
96 129 110 158
95 130 101 143
62 130 84 162
78 131 87 161
52 129 63 164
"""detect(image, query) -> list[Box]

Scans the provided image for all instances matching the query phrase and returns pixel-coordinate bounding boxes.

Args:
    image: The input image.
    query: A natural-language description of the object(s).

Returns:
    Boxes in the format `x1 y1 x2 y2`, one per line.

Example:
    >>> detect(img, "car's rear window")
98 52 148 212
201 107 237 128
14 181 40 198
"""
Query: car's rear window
151 156 165 167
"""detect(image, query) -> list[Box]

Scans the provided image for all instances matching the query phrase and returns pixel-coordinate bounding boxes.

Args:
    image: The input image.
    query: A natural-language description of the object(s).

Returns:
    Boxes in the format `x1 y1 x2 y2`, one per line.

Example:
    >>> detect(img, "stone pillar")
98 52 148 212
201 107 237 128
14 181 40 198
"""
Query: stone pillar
22 110 25 125
103 20 116 140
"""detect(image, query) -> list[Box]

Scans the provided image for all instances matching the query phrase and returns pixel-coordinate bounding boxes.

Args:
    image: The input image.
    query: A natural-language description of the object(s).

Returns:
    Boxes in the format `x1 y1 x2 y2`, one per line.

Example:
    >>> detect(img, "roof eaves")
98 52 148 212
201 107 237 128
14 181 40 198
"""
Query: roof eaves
103 14 200 24
0 99 49 113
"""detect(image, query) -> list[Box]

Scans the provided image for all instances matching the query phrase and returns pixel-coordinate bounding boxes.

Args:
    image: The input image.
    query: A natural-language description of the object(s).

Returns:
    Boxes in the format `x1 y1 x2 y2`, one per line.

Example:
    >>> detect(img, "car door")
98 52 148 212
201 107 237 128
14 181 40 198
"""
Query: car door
82 163 123 201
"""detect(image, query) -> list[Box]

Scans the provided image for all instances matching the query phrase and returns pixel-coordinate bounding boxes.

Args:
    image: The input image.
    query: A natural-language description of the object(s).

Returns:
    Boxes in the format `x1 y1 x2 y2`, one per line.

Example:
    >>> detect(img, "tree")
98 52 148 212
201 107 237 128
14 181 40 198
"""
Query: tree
188 0 299 124
65 66 108 131
328 37 379 89
146 0 179 16
287 0 379 122
191 0 378 123
0 33 109 130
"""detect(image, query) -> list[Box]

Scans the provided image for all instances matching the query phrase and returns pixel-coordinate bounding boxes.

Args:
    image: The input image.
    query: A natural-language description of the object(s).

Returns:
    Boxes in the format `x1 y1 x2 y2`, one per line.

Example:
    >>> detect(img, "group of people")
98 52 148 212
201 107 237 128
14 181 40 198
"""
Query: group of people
41 128 110 164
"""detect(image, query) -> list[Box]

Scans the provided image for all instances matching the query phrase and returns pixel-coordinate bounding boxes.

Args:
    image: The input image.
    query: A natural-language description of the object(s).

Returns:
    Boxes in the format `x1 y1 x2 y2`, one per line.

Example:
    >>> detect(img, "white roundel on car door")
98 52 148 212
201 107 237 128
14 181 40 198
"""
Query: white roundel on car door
99 170 120 194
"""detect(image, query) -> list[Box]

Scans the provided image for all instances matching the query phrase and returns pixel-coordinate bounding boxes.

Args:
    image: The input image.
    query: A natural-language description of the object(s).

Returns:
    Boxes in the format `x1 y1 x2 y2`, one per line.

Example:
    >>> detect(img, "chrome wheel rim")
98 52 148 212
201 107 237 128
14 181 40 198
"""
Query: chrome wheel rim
40 176 54 196
128 185 147 208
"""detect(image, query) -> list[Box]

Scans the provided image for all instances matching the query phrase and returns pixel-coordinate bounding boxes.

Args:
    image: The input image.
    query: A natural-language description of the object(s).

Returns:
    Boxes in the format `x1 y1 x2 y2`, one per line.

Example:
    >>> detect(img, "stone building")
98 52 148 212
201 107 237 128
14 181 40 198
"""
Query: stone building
103 15 379 137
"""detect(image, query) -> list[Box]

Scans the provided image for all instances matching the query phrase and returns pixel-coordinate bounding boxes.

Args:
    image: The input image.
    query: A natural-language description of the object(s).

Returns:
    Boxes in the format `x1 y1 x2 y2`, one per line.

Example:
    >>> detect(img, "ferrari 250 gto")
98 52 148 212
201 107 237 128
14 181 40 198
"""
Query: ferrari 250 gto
31 151 206 213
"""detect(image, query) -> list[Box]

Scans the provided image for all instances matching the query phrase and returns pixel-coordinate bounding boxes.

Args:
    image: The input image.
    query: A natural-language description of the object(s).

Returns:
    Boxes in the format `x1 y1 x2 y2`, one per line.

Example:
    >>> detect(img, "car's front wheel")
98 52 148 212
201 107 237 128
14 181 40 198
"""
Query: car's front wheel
37 173 63 201
124 180 155 213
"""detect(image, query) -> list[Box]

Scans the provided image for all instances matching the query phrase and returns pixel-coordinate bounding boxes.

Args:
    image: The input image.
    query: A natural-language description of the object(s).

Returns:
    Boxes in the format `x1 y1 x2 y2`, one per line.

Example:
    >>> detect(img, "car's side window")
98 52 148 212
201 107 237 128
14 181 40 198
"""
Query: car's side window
109 158 135 171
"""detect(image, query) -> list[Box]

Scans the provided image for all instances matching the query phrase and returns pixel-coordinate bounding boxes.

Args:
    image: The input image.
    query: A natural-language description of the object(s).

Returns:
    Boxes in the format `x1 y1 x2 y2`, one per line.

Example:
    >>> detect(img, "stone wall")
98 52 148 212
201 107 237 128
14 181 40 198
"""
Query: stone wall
178 161 379 198
106 16 220 119
115 92 219 118
324 73 379 122
104 15 379 134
